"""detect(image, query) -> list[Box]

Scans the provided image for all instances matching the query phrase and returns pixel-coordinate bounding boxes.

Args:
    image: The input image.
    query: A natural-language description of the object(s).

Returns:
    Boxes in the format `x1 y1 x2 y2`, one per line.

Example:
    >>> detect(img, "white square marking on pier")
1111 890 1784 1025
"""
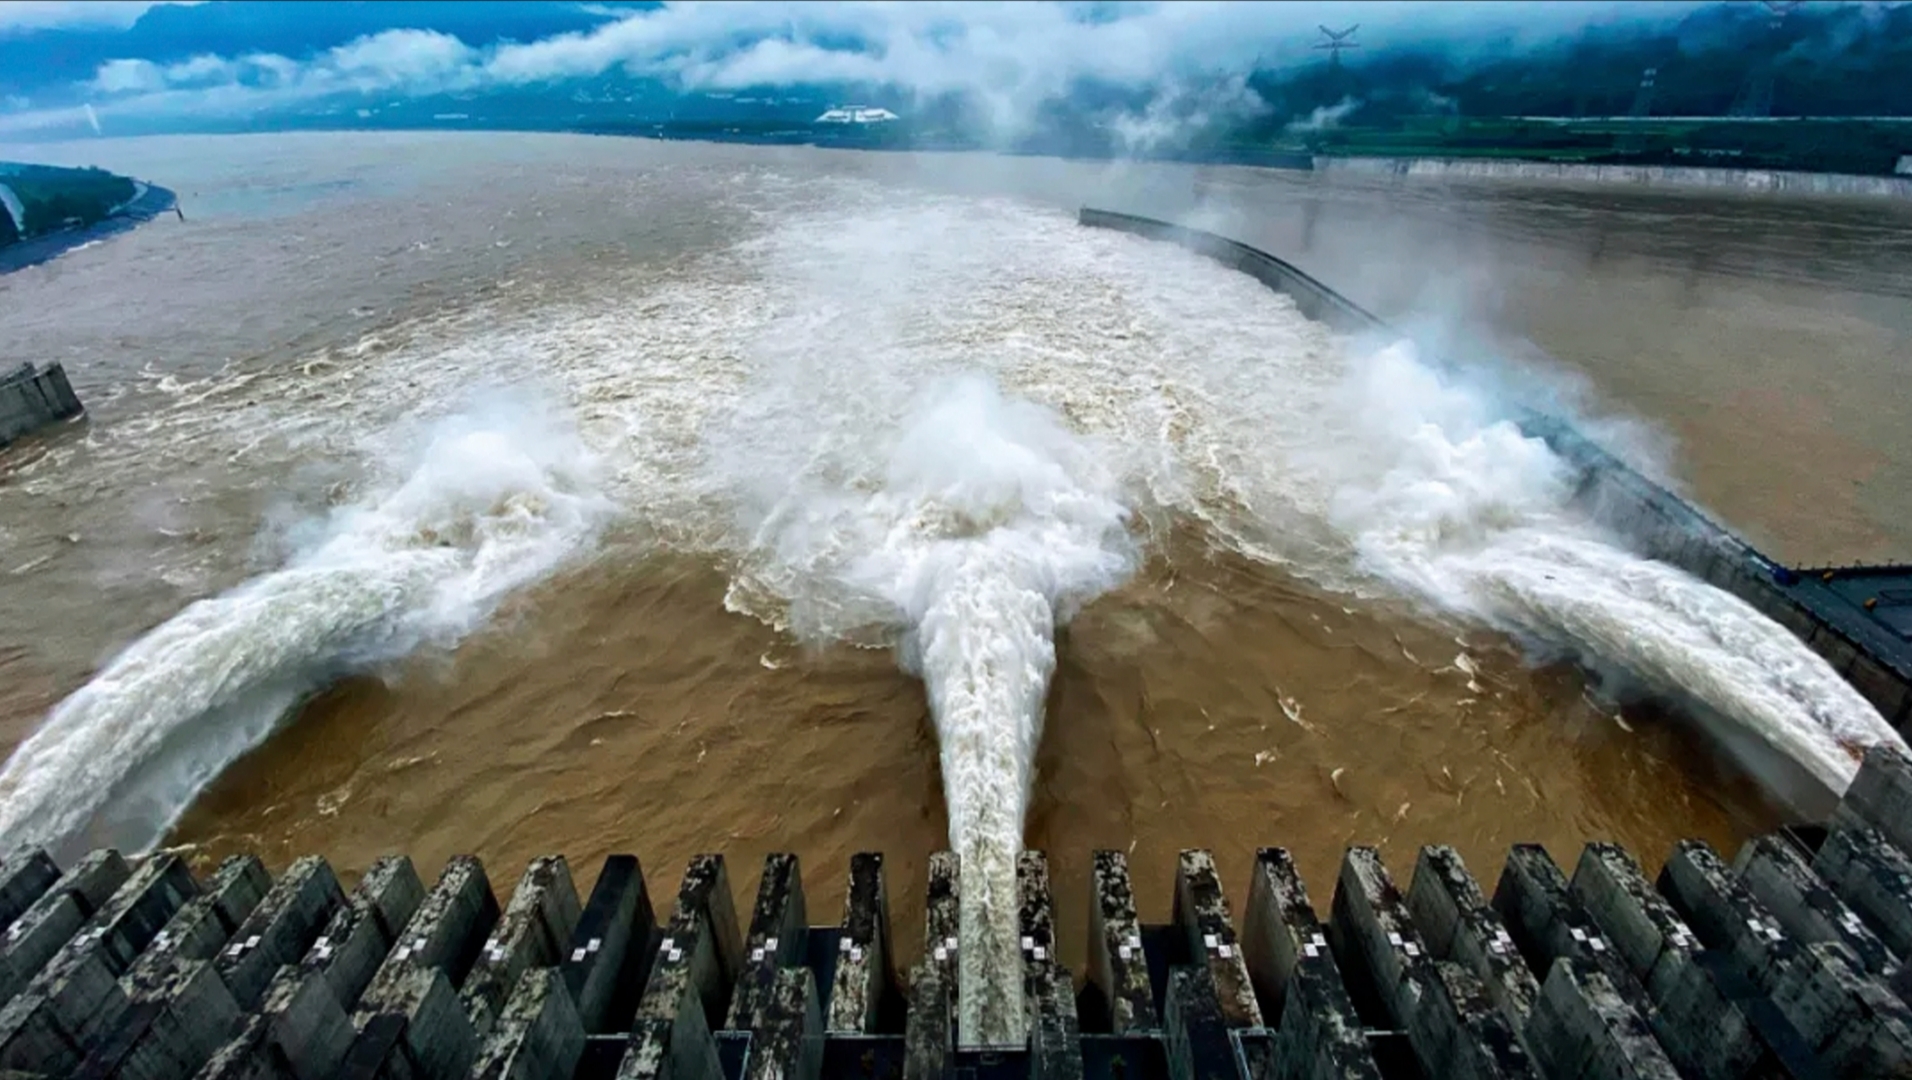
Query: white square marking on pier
1119 945 1133 960
1404 942 1421 958
1034 946 1047 960
1589 938 1607 952
1303 943 1319 958
1203 934 1219 949
245 935 261 949
765 937 779 952
1218 945 1233 959
1569 928 1587 942
751 948 765 963
851 946 864 962
412 937 427 952
669 946 683 962
571 947 587 962
935 946 949 962
841 938 854 953
1128 935 1142 950
315 940 333 960
1387 933 1403 947
587 938 601 952
946 937 958 952
1022 936 1035 951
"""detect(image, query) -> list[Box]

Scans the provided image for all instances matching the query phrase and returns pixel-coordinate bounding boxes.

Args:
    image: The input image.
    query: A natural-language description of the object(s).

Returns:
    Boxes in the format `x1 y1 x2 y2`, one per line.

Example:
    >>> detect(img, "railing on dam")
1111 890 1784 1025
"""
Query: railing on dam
4 745 1912 1078
1076 207 1912 734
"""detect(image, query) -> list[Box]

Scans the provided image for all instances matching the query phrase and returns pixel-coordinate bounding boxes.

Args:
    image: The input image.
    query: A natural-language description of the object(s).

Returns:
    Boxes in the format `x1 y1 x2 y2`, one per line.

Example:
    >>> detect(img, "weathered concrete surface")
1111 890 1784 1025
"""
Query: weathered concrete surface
215 857 343 1011
1086 850 1155 1034
80 856 270 1080
1661 839 1912 1075
461 857 579 1036
1409 846 1538 1038
0 363 84 449
357 855 498 1011
1734 835 1896 976
1019 853 1082 1080
0 850 128 1009
728 854 806 1032
1834 745 1912 859
924 854 959 989
1524 958 1681 1080
343 967 475 1080
470 968 584 1080
616 855 741 1080
0 854 197 1073
0 855 59 940
562 854 654 1035
1174 850 1262 1029
743 967 822 1080
1243 848 1377 1080
1814 824 1912 959
902 960 950 1080
825 854 892 1035
1333 847 1534 1079
1166 966 1235 1080
1569 843 1799 1080
299 855 426 1012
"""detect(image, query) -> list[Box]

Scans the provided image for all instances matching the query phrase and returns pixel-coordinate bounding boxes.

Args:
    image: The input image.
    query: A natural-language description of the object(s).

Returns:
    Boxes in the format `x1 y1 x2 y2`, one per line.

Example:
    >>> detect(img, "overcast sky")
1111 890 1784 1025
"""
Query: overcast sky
0 1 1714 138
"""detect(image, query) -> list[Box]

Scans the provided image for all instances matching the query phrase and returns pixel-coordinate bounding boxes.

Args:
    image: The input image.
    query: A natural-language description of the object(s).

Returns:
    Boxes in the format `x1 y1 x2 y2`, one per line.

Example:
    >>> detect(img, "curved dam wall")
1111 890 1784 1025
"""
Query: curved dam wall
1311 155 1912 201
1077 208 1912 734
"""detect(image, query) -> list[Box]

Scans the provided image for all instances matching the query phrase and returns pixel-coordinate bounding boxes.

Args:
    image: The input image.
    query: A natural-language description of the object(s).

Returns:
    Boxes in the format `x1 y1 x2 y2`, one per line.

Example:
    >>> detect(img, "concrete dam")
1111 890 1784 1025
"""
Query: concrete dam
3 746 1912 1078
7 209 1912 1080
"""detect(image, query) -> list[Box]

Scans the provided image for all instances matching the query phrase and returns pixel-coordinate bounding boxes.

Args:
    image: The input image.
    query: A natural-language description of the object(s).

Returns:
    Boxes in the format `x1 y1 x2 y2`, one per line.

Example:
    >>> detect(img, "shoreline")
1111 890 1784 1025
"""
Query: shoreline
1311 155 1912 201
0 180 177 276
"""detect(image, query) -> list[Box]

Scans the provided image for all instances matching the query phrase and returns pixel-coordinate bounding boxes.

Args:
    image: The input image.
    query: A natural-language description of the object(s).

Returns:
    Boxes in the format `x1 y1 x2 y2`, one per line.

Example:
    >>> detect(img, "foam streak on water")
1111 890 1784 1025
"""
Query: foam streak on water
0 405 611 858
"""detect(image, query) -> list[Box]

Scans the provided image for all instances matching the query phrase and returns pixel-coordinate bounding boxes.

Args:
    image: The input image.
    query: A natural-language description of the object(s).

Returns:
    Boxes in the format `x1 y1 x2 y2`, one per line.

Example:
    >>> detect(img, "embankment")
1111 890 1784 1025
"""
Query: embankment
1078 207 1912 734
0 181 177 276
1312 155 1912 200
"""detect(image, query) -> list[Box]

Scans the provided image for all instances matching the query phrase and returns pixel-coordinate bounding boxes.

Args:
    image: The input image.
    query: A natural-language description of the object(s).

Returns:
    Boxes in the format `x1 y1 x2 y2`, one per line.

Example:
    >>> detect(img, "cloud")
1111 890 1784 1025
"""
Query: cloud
0 1 197 33
1 1 1712 139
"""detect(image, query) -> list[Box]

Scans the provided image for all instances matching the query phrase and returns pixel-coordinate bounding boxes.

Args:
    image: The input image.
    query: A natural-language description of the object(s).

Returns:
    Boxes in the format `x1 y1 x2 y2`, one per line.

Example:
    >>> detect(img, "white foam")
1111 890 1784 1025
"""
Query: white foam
0 402 612 858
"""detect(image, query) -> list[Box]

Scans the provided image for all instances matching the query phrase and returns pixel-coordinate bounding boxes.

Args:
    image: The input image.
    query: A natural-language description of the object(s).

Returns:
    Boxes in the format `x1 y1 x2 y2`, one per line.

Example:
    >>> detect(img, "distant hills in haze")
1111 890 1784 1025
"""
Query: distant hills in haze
0 1 1907 174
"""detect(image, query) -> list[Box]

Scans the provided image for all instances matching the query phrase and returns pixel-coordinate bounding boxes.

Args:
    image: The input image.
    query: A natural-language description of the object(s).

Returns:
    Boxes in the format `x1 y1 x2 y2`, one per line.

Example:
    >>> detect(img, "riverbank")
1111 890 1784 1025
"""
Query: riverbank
1313 155 1912 200
0 180 177 275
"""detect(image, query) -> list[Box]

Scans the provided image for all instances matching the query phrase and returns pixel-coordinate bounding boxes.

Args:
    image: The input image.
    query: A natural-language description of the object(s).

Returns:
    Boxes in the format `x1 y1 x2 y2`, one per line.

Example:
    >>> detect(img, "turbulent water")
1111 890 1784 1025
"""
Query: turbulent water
0 405 611 859
1 135 1908 1026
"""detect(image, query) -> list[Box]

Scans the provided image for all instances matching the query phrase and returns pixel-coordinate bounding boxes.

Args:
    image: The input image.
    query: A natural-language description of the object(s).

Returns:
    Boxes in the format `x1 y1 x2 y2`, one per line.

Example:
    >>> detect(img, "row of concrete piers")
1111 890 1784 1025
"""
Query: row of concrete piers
2 744 1912 1077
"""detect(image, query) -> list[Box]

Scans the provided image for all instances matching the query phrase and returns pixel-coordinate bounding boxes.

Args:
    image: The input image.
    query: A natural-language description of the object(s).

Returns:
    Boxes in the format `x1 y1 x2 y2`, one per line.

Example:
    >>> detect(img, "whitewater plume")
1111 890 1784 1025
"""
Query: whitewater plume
0 404 612 859
1325 341 1898 798
722 375 1137 1046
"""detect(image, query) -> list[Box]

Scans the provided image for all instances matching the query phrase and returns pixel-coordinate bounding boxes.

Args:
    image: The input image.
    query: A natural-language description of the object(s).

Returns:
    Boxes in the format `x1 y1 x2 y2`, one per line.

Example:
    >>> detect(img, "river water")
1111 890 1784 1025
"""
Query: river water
2 132 1910 993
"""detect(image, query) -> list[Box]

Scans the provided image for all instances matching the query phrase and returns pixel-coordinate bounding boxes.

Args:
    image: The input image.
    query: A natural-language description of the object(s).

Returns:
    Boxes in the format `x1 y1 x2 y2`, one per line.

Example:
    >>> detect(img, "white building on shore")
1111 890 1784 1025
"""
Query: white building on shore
815 105 899 124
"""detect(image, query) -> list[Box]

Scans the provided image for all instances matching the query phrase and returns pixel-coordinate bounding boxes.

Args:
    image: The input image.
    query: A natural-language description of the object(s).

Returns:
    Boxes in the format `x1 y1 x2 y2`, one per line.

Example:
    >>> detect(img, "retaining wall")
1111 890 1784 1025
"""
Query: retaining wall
1077 207 1912 734
5 745 1912 1078
1312 155 1912 201
0 362 83 449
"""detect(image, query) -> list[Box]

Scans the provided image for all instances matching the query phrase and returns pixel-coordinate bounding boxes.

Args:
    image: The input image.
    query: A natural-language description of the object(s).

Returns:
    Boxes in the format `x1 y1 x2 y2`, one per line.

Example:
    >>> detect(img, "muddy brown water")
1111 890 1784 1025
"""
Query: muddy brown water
3 132 1909 974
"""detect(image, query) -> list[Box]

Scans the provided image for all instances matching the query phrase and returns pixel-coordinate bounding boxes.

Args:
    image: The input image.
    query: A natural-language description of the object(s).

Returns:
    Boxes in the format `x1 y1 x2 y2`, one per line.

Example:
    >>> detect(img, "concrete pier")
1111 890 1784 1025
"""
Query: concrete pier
0 763 1899 1078
0 362 83 449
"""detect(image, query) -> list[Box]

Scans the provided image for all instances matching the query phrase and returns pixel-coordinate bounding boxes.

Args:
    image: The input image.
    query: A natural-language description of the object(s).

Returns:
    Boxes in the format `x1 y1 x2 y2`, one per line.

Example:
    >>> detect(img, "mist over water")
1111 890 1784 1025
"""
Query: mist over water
719 375 1137 1042
0 403 612 859
0 158 1901 1025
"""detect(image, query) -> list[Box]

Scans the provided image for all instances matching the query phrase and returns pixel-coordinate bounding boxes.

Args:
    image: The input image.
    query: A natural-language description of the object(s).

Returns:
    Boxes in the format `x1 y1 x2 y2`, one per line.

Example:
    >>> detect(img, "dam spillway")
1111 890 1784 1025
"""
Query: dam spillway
1074 208 1912 739
3 745 1912 1078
